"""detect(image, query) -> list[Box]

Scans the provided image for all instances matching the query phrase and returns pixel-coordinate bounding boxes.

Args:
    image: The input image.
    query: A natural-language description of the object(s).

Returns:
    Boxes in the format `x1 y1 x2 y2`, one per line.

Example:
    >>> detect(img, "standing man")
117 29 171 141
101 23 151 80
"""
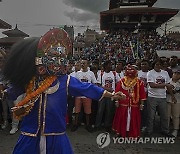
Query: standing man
146 59 176 136
71 59 97 132
115 60 125 79
67 61 81 125
167 69 180 137
70 61 81 78
169 56 179 73
138 59 149 132
95 60 120 132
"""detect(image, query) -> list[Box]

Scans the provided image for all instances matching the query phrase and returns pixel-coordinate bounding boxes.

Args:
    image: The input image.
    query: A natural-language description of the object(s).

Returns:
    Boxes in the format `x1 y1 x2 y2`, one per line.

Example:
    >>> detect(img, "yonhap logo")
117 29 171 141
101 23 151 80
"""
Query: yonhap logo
96 132 111 148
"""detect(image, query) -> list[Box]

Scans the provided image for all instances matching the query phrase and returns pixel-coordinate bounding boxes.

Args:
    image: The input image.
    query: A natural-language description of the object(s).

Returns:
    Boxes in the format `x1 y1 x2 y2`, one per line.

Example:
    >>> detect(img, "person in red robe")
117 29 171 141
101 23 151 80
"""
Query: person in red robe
112 64 146 137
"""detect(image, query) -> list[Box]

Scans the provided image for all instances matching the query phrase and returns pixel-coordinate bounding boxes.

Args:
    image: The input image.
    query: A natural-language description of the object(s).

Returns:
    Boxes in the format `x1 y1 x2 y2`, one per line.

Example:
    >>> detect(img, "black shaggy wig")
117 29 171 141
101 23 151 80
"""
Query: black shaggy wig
3 37 40 88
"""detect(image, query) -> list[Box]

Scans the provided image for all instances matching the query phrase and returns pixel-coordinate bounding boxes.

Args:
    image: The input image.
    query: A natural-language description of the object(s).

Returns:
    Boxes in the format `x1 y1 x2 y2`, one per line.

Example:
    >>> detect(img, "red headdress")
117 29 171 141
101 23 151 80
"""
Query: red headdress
36 28 72 76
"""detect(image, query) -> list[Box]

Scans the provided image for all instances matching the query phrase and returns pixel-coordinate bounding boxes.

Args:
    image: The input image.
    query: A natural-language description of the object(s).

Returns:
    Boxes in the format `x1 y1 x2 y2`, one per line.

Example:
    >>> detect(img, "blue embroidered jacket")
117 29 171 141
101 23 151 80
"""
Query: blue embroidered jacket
15 75 104 136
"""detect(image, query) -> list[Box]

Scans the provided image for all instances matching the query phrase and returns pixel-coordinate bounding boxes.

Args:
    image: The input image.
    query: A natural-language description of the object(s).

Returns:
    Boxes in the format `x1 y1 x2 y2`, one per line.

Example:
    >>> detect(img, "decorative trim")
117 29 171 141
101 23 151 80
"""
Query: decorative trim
37 94 43 135
44 80 60 94
121 77 138 90
121 82 130 90
42 93 47 134
42 132 65 136
121 78 140 104
21 131 66 137
120 104 138 107
21 131 37 137
99 90 107 101
66 75 70 95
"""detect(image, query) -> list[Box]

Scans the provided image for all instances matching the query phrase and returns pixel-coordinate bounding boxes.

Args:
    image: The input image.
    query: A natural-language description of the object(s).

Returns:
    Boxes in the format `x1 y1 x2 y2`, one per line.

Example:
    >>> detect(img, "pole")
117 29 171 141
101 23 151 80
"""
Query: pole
164 22 167 35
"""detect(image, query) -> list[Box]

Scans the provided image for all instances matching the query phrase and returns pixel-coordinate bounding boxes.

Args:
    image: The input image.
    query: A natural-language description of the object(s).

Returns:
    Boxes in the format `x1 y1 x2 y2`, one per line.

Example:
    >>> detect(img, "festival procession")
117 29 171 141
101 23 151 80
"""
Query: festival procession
0 0 180 154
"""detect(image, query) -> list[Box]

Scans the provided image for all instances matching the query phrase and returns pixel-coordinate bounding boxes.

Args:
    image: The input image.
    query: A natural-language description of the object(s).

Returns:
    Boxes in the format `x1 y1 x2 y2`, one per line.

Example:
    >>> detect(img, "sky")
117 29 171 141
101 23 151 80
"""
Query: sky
0 0 180 37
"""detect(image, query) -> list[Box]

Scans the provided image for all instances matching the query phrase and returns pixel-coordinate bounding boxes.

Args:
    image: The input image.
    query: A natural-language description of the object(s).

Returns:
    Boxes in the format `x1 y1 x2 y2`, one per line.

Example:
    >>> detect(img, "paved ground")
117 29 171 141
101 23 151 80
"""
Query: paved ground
0 120 180 154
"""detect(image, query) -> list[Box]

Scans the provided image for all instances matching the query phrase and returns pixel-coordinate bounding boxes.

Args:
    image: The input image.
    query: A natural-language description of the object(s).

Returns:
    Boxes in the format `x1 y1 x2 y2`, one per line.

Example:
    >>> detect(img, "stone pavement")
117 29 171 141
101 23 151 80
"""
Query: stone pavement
0 123 180 154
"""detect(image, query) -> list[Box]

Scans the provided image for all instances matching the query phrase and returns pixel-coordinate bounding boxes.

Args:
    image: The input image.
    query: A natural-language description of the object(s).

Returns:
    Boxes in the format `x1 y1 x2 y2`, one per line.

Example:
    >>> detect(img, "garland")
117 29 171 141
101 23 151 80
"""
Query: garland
132 79 139 104
124 76 138 89
13 76 57 119
16 76 57 107
122 77 140 104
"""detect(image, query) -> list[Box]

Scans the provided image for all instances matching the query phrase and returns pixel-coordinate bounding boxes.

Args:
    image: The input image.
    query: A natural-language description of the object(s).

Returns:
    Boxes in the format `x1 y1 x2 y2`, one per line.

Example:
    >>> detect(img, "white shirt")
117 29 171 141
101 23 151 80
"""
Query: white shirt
147 69 170 98
70 71 77 78
97 71 120 91
75 70 97 84
75 70 97 98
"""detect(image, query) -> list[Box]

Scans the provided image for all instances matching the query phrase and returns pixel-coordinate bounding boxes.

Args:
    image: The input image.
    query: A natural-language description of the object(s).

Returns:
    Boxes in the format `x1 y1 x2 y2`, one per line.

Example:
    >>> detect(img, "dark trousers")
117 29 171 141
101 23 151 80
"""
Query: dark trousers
141 100 148 128
67 95 75 124
95 98 115 128
91 100 98 125
146 97 169 133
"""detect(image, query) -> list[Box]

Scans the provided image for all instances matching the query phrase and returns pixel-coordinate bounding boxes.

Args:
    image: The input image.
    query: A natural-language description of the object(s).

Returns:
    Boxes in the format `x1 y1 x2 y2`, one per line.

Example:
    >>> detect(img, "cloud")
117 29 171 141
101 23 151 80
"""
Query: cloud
63 0 109 14
64 9 99 24
63 0 180 22
62 0 108 26
63 0 180 13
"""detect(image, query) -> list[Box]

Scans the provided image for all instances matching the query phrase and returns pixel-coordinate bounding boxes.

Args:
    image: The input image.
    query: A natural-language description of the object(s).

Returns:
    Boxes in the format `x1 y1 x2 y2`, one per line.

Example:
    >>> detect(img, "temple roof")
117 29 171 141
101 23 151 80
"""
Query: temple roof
0 19 12 29
109 0 119 10
109 0 158 9
101 7 179 15
2 25 29 37
118 0 157 7
100 7 179 31
0 37 24 45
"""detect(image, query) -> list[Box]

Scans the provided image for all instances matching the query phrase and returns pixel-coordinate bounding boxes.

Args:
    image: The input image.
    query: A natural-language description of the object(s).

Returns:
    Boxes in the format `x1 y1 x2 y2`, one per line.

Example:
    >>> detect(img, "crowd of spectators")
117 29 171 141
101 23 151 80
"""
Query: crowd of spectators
75 30 180 65
65 56 179 138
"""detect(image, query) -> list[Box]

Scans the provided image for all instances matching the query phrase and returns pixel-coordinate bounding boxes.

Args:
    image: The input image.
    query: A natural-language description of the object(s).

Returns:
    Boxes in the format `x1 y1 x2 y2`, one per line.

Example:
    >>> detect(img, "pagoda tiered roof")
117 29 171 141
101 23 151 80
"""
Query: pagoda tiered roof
101 0 179 31
0 25 29 49
109 0 157 9
2 24 29 37
101 7 179 15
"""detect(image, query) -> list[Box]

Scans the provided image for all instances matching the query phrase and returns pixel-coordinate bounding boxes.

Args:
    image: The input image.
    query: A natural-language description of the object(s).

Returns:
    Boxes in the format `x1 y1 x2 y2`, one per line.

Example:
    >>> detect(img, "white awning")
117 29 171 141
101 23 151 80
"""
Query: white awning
156 50 180 58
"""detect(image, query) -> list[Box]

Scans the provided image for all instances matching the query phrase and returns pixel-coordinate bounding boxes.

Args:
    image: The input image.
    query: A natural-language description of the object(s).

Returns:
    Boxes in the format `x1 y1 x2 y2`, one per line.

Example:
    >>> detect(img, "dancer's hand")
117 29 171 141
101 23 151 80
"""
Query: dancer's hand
112 91 126 101
115 101 119 108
